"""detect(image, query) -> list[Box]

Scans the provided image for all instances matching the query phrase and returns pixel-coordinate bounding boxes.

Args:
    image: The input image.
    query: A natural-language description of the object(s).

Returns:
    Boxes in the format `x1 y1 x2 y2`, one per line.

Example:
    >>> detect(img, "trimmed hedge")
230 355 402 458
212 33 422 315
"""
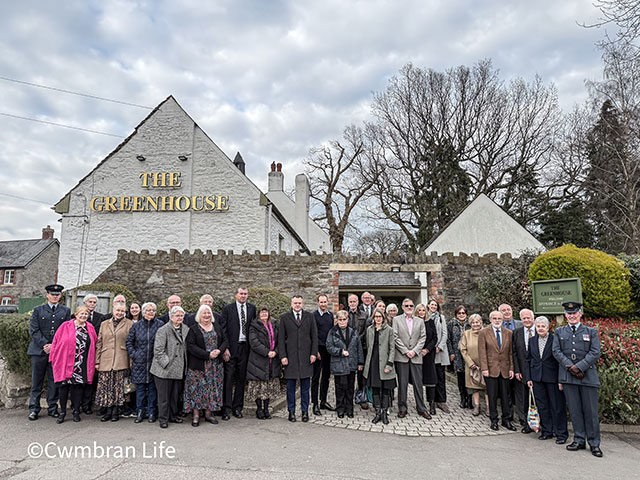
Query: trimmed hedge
529 244 633 318
0 313 31 376
248 287 291 318
619 254 640 317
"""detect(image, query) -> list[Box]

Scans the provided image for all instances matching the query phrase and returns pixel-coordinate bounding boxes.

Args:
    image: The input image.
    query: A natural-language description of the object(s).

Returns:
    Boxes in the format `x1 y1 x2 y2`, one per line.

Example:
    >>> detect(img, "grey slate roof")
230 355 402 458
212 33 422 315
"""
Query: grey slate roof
339 271 421 287
0 239 57 268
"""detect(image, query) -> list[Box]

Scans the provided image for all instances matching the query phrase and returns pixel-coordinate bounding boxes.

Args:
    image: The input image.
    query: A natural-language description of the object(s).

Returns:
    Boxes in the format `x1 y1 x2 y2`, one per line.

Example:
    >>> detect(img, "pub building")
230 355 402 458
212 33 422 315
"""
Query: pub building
54 96 331 289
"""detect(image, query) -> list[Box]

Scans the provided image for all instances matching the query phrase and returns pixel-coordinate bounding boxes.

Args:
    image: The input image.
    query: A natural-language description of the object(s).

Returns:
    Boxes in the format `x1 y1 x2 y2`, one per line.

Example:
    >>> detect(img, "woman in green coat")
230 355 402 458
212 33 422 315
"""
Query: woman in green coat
364 308 396 425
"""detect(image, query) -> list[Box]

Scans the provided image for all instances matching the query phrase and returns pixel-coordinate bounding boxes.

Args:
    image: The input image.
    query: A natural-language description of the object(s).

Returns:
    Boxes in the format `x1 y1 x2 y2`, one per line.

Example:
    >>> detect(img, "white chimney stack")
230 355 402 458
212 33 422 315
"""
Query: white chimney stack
268 162 284 192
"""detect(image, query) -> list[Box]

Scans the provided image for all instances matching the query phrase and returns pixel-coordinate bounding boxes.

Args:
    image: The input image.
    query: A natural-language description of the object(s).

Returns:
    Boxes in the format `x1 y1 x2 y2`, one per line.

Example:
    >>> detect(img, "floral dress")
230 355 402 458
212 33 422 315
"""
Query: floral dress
183 325 223 411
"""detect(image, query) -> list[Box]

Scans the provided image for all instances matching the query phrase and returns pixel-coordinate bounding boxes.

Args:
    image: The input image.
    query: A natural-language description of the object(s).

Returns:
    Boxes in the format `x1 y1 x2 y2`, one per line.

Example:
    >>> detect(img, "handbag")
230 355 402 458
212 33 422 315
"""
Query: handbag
470 367 485 386
355 389 369 404
527 385 540 432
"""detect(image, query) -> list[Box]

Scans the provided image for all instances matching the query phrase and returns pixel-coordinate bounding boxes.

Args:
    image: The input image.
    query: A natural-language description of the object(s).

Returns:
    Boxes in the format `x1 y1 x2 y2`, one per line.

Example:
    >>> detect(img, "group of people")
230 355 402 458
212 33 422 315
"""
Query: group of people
27 285 603 457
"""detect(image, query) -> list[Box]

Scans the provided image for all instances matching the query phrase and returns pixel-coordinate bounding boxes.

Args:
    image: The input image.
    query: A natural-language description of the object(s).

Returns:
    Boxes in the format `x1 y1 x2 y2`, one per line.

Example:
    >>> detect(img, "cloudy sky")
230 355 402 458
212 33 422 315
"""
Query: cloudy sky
0 0 608 241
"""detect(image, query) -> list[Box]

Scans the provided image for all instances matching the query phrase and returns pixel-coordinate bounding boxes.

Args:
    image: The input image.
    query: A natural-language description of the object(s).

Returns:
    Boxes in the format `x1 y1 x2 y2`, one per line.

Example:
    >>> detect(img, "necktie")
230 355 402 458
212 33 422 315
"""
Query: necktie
240 305 246 336
526 328 533 350
296 313 301 325
496 329 502 348
571 325 576 335
51 305 56 313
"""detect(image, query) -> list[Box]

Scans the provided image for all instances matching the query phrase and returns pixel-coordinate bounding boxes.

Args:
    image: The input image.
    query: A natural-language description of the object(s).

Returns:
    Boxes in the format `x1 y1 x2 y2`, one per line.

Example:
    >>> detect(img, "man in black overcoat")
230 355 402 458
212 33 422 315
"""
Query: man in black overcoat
279 295 318 422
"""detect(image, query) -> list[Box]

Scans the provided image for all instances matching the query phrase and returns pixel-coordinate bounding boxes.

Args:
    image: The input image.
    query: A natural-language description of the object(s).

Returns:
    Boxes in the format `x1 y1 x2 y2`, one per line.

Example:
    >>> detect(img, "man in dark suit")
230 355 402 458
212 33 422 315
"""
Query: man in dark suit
513 308 536 433
478 310 516 431
279 295 318 422
311 294 334 415
27 284 70 420
359 291 374 318
220 287 256 420
157 295 183 325
184 294 221 328
525 315 568 444
552 301 603 457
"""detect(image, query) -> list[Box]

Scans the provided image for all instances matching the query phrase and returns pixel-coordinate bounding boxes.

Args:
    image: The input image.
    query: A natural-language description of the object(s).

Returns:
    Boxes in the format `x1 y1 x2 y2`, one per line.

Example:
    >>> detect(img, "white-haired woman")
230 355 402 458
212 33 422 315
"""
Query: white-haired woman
126 302 162 423
184 305 227 426
150 306 189 429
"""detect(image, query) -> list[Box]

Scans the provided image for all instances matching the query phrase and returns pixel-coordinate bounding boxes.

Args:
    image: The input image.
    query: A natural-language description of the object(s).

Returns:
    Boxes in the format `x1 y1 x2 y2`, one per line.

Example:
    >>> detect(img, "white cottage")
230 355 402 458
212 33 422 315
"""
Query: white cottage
54 96 331 288
423 194 545 256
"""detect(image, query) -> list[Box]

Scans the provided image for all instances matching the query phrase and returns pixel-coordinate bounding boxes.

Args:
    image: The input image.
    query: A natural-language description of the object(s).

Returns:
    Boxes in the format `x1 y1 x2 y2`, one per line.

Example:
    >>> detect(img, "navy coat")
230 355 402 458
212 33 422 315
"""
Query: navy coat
28 303 70 356
126 317 163 384
525 333 560 384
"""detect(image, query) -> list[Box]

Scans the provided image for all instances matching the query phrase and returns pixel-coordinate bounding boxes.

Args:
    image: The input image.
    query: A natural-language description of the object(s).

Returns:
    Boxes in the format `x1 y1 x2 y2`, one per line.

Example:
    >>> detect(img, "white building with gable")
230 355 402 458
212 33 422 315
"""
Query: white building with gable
54 96 331 288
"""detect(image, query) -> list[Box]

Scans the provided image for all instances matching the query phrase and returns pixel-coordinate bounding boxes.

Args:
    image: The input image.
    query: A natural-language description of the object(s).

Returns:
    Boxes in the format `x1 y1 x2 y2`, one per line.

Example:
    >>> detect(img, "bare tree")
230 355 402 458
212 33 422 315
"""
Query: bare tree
365 61 561 251
304 125 377 252
583 0 640 57
349 228 408 256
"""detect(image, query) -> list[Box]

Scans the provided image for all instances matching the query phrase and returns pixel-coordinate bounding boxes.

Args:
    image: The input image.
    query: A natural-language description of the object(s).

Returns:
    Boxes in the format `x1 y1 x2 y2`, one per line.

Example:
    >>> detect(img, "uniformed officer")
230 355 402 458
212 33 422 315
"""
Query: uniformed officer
27 284 71 420
551 301 603 458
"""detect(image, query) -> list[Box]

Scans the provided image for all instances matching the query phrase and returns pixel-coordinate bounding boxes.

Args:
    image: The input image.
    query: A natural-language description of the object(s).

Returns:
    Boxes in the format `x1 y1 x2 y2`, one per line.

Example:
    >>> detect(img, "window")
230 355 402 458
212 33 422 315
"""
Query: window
1 297 11 305
278 235 285 253
3 269 15 285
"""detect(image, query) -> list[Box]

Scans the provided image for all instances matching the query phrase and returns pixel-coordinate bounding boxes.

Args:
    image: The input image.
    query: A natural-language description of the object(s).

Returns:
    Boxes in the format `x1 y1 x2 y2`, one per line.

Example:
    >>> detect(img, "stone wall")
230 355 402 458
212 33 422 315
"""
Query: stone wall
96 249 519 317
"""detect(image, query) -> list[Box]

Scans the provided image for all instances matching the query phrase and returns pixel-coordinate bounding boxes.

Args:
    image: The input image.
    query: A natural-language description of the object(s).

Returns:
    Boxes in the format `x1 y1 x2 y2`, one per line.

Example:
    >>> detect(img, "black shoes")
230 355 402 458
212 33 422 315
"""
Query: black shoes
160 422 168 428
566 442 586 451
56 413 66 424
256 399 265 419
320 402 335 411
591 446 603 457
232 409 243 418
302 412 309 422
337 412 344 418
346 412 354 418
429 402 436 415
312 404 322 416
205 416 218 424
28 411 38 421
539 434 554 440
288 411 296 422
501 421 516 431
147 414 157 423
170 417 183 424
490 422 499 431
521 425 533 434
381 411 389 425
72 411 81 422
221 412 230 421
135 411 144 423
263 400 272 419
82 406 93 415
47 409 60 418
459 396 467 409
555 438 567 445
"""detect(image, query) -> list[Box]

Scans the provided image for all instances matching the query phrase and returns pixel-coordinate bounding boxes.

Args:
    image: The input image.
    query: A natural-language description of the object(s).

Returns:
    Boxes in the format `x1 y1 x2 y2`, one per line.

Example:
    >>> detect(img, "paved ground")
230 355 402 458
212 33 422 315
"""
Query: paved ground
274 377 513 437
1 375 639 479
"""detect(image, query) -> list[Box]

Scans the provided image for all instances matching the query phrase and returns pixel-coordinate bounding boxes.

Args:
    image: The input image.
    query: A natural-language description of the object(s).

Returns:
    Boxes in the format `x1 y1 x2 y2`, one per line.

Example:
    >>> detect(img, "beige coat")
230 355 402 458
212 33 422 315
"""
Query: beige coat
95 318 134 372
460 329 485 390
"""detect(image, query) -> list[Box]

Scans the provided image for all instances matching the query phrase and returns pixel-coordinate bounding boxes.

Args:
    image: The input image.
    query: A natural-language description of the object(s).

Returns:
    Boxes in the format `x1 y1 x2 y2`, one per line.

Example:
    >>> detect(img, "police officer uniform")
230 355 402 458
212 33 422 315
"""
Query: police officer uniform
551 301 603 457
27 284 70 419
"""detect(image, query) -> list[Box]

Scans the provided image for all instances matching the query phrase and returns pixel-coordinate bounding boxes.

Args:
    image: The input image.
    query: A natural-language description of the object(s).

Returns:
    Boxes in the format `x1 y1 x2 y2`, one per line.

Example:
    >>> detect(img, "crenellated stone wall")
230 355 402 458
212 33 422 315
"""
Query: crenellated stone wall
95 249 520 317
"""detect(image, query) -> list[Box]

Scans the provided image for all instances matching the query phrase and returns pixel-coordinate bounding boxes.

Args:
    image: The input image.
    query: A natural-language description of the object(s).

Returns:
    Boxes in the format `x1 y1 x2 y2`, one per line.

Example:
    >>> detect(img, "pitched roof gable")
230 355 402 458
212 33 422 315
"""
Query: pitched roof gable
0 238 58 268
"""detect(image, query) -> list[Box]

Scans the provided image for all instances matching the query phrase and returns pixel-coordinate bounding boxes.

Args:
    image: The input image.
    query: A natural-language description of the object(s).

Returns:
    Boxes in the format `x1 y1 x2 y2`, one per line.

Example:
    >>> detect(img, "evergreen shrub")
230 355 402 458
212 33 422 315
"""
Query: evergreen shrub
528 244 633 318
0 313 31 376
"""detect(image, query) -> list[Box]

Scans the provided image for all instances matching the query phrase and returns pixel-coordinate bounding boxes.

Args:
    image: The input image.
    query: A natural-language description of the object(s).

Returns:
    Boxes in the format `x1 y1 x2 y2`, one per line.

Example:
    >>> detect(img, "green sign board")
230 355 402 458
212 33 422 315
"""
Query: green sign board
531 278 582 315
19 296 45 314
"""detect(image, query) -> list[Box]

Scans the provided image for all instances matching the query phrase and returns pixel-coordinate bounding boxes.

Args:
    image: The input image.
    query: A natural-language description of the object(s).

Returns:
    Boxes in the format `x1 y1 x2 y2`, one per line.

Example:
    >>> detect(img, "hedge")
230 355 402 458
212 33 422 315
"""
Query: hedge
528 244 633 318
619 254 640 317
0 313 31 376
156 293 227 317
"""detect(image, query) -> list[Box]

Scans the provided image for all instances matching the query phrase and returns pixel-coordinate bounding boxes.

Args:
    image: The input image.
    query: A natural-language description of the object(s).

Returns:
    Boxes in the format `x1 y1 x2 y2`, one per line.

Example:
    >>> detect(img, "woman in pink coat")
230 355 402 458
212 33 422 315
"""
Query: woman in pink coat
49 305 97 423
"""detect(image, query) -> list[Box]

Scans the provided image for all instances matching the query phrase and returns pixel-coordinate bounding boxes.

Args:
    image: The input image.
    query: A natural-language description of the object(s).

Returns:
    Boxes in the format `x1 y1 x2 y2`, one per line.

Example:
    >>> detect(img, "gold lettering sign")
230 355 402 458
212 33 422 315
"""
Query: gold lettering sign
90 171 229 213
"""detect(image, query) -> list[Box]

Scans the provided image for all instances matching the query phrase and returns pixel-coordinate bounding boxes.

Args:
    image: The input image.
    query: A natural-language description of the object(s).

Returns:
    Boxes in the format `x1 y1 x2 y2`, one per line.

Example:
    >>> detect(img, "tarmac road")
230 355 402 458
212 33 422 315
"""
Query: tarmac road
0 408 638 479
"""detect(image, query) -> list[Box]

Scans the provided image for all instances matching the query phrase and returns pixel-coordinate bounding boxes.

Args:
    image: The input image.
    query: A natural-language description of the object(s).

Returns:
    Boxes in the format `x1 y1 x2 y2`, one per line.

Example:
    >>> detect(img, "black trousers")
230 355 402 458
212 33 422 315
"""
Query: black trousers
334 372 355 415
533 381 569 440
223 342 249 413
514 379 527 425
456 371 466 397
435 364 447 402
154 377 181 424
58 383 83 414
81 371 98 410
485 374 512 423
311 345 331 405
29 355 58 414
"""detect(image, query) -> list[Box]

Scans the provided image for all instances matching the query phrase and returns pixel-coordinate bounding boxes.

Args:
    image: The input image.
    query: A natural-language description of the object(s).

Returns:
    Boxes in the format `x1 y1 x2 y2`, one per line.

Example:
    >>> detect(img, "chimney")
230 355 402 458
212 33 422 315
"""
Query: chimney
294 174 310 247
42 225 54 240
233 152 246 175
268 162 284 192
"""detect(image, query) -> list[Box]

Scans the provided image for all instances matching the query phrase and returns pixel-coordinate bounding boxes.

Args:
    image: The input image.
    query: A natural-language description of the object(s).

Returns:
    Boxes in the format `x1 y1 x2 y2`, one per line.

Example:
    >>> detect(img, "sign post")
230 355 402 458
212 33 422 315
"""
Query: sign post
531 278 583 325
